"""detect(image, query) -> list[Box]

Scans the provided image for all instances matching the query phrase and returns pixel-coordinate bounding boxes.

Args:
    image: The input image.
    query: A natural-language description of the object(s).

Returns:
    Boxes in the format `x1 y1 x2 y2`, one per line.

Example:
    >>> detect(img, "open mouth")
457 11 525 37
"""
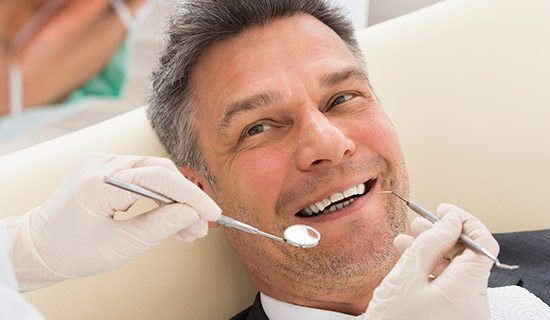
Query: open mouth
295 178 377 218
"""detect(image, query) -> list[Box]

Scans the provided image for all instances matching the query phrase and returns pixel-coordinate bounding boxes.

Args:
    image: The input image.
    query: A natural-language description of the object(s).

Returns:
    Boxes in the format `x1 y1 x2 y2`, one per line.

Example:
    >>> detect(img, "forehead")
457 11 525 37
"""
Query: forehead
189 13 358 128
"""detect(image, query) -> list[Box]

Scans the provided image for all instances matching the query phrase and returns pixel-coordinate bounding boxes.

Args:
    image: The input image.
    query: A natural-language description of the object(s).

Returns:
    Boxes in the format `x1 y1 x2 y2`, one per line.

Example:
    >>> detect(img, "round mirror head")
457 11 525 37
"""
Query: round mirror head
283 224 321 248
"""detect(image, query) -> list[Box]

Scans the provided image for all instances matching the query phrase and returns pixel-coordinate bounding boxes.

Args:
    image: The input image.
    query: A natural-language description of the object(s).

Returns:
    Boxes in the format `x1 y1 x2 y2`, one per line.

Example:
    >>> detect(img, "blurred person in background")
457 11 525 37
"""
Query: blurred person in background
0 0 152 117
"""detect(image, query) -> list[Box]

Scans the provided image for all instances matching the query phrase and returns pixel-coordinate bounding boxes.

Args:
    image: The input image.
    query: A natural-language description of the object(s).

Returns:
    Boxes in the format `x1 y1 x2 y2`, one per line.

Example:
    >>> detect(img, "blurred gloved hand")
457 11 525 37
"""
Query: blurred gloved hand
363 204 499 320
0 153 221 291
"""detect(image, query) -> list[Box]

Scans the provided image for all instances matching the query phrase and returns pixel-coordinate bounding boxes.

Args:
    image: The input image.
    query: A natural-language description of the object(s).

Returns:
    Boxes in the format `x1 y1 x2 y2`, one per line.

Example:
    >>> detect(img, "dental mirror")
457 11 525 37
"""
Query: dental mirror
283 224 321 248
104 176 321 249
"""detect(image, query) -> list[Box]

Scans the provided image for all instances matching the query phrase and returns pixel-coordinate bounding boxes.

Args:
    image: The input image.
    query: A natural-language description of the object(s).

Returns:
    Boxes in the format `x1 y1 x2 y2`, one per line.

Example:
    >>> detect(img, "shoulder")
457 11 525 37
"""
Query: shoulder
493 229 550 261
229 306 253 320
490 229 550 273
489 229 550 304
494 229 550 243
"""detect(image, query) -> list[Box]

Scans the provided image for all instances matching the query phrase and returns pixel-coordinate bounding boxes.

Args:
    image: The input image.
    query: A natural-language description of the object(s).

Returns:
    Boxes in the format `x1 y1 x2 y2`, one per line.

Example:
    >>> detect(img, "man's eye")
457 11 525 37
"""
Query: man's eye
244 123 272 137
330 93 355 107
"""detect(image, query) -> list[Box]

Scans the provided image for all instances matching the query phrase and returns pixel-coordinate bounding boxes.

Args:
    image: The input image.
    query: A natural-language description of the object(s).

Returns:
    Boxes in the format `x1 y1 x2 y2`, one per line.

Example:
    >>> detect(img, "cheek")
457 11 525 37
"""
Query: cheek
352 111 402 163
229 146 289 210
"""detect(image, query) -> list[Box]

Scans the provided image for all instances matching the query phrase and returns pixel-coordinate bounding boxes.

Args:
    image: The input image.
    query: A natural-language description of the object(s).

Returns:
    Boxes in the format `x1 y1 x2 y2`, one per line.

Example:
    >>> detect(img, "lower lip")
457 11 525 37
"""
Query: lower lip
295 179 379 223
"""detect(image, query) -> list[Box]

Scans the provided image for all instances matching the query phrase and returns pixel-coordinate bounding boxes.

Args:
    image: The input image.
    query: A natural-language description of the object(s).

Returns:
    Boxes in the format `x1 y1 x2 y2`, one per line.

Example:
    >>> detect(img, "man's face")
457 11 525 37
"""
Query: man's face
187 14 409 303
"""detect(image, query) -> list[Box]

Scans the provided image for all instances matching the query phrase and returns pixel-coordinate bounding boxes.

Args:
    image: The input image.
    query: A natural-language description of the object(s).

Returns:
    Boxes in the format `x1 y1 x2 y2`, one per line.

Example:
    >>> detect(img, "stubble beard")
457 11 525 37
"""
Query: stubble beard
279 164 409 300
212 157 409 302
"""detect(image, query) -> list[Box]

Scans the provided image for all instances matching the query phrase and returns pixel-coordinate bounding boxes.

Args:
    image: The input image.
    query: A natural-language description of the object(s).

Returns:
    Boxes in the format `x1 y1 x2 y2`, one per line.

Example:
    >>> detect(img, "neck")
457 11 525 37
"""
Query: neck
252 270 387 316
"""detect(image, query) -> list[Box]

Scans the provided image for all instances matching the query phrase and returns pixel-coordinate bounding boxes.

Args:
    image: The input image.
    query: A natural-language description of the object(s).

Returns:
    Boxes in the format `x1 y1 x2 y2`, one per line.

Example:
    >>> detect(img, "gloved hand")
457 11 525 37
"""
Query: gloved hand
363 203 499 320
0 153 221 291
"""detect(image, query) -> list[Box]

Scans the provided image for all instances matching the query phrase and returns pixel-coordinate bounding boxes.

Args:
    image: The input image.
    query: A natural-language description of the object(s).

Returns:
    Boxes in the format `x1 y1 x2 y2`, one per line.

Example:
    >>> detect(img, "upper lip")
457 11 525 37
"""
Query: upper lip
292 176 377 215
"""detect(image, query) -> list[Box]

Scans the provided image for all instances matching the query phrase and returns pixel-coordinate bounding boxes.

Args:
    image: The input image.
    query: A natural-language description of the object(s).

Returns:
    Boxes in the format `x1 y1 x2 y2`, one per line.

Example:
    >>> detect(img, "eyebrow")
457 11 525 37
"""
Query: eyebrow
217 66 368 137
319 67 369 88
218 91 282 136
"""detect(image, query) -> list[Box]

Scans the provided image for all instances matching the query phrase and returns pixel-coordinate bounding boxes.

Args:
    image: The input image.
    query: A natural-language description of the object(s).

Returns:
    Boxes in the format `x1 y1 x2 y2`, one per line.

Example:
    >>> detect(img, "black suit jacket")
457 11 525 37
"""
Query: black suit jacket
488 229 550 303
230 294 268 320
231 230 550 320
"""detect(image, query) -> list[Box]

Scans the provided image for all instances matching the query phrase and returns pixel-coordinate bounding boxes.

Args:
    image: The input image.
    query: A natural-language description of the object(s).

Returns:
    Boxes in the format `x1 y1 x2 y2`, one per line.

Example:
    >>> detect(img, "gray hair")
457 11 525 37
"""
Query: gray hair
147 0 365 186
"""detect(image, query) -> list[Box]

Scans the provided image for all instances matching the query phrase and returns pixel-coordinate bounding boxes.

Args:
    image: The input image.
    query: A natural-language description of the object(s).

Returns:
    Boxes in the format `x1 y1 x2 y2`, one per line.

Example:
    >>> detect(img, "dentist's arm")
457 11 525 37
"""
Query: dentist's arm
363 204 499 320
0 228 44 319
0 153 221 292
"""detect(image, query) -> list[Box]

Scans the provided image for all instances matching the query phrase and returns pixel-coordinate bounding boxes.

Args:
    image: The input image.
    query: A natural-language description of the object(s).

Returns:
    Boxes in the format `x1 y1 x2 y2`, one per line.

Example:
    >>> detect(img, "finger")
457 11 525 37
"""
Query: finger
99 155 178 173
209 221 220 228
122 203 200 245
113 166 222 221
181 219 209 239
438 203 499 260
74 166 138 218
85 153 141 173
410 217 433 237
376 213 464 297
404 211 463 277
436 204 499 284
176 232 197 243
431 258 451 278
431 243 465 277
445 242 466 260
130 156 179 172
108 190 138 214
394 234 415 255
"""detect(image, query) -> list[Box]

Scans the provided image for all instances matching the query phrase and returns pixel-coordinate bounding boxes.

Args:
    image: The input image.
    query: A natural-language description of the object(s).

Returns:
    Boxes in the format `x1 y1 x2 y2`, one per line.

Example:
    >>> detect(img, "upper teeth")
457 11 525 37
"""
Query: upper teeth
303 182 366 215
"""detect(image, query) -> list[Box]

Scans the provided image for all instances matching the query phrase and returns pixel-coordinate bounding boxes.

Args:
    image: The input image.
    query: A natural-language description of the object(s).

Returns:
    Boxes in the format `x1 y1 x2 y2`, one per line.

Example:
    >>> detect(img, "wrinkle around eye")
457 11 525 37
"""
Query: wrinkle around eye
232 119 293 152
244 123 273 137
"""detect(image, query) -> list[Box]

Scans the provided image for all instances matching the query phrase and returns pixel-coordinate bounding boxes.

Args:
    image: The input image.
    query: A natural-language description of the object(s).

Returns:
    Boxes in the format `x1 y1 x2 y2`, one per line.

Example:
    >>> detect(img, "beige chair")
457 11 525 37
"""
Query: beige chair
0 0 548 318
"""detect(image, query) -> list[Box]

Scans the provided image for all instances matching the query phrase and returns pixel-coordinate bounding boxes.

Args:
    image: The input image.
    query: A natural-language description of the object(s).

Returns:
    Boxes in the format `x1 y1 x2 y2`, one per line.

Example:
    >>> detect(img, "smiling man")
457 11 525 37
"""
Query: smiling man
146 0 549 319
188 14 408 315
149 0 409 315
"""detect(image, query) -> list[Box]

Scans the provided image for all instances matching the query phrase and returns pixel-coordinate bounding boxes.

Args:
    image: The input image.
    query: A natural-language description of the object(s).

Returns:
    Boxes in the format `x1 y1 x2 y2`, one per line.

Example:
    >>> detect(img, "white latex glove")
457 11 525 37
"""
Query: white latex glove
363 203 499 320
0 227 44 319
0 153 221 292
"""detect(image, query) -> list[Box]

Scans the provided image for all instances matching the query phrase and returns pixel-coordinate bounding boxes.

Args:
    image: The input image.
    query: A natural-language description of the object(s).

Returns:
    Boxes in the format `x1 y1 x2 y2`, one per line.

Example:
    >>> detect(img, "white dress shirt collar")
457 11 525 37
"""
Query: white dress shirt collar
260 292 364 320
260 287 550 320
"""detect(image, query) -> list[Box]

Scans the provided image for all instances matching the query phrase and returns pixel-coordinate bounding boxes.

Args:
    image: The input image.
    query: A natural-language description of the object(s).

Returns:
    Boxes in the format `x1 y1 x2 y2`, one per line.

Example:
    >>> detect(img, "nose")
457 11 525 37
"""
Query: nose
295 111 356 171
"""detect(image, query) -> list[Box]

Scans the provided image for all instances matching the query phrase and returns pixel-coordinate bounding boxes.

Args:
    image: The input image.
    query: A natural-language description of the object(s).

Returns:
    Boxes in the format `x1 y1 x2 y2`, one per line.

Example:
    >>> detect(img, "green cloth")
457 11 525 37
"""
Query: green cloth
63 41 128 104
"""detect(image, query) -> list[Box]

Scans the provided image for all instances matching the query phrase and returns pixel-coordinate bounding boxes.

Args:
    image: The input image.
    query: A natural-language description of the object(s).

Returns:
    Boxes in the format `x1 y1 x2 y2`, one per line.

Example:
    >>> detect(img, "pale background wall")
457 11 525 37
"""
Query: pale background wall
331 0 370 28
357 0 550 233
369 0 442 25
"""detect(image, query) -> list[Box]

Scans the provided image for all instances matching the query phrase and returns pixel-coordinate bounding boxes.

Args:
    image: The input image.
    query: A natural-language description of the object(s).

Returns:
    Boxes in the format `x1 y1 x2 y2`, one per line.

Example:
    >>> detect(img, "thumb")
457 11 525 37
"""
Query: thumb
403 211 463 277
121 203 200 245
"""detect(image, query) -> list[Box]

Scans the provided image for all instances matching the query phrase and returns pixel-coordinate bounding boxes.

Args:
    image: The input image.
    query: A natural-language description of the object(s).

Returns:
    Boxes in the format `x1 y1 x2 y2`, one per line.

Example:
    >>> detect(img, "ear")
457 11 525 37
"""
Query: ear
179 165 207 191
179 165 221 228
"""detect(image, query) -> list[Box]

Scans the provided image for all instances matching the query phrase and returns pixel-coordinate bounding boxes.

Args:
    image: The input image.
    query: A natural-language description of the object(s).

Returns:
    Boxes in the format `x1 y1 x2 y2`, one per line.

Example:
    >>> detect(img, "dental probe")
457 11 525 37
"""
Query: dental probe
103 176 320 248
379 191 519 270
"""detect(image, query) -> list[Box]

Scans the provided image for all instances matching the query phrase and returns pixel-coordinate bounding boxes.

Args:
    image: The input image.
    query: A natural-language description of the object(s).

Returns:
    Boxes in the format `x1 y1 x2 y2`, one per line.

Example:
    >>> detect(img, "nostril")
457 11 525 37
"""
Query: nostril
310 148 352 167
311 159 323 166
343 149 353 158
